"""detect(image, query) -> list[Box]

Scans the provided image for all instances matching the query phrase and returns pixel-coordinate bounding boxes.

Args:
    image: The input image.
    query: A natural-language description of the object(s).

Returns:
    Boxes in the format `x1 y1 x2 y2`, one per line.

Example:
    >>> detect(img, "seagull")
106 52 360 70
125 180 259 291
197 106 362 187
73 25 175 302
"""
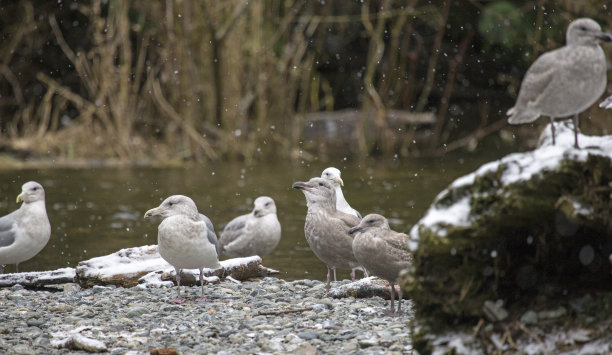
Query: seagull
0 181 51 274
349 214 412 316
507 18 612 148
219 196 281 258
321 167 362 219
145 195 221 303
292 177 362 295
321 167 368 280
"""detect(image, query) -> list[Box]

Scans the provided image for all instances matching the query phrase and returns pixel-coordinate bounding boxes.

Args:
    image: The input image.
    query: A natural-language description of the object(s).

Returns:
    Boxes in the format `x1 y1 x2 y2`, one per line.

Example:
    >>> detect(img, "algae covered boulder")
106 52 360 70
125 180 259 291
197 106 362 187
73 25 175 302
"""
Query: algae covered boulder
402 123 612 322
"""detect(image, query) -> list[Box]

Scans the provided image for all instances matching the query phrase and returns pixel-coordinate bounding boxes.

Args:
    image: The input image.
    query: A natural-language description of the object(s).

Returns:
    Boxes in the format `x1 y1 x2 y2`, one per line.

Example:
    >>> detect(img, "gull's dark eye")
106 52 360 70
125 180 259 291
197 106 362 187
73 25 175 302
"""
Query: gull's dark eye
319 182 324 186
32 187 38 191
579 25 587 31
265 202 271 207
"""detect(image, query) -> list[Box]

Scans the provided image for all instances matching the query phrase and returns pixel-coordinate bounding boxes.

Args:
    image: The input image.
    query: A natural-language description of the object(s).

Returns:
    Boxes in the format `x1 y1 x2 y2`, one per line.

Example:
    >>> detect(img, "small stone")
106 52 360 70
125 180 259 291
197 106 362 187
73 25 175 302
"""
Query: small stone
297 331 320 340
10 344 36 355
358 337 379 348
294 342 317 355
482 300 508 322
26 319 45 327
520 310 538 325
126 306 149 318
537 306 566 320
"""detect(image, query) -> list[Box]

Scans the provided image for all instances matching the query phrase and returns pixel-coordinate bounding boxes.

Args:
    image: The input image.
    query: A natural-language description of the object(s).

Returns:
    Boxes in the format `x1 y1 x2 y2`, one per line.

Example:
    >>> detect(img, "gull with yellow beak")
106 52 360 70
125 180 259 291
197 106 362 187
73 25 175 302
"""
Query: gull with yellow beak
0 181 51 273
144 195 221 303
321 167 368 280
321 167 362 219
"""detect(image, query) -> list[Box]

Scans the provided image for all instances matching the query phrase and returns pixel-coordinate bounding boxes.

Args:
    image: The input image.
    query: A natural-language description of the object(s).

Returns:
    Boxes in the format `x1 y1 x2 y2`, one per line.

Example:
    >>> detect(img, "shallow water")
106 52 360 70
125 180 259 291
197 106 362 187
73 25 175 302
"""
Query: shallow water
0 145 512 280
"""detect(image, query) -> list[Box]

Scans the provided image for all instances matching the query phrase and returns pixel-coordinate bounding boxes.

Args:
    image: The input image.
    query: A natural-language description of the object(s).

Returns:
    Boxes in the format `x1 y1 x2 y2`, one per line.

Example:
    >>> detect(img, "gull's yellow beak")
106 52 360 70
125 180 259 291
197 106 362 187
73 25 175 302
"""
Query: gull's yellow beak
16 193 23 203
144 208 156 218
333 176 344 187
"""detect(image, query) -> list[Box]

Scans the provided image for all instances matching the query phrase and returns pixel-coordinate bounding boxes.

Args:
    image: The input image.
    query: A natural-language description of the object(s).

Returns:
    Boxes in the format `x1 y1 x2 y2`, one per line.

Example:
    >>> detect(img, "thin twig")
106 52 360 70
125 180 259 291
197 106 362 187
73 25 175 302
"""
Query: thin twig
257 307 313 316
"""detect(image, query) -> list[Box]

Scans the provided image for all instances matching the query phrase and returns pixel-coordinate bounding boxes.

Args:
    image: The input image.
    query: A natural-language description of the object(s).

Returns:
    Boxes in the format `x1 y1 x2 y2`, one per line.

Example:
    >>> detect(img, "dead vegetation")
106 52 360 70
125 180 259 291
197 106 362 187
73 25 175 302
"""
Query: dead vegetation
0 1 610 163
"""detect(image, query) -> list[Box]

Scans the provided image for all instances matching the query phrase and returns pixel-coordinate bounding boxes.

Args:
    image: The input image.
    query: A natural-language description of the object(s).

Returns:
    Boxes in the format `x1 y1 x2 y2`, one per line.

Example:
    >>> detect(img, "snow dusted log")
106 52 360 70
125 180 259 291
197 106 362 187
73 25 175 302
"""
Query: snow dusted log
0 268 76 288
75 245 278 288
328 277 397 300
403 123 612 321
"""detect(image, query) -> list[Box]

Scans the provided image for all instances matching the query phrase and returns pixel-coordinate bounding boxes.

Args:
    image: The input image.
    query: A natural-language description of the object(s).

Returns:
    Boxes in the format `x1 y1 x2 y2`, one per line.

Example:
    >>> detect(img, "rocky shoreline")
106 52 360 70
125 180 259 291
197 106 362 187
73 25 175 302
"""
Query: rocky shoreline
0 277 414 354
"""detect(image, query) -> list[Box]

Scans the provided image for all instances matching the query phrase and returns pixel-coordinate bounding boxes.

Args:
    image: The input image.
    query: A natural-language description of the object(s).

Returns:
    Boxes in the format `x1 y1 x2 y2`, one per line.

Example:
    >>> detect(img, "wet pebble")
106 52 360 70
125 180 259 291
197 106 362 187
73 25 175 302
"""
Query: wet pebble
0 278 414 353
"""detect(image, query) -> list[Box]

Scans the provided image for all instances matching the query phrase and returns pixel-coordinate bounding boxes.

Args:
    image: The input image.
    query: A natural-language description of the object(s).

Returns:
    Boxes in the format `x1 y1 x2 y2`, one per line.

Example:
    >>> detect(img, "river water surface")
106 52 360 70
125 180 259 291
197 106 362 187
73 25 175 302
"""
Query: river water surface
0 145 513 280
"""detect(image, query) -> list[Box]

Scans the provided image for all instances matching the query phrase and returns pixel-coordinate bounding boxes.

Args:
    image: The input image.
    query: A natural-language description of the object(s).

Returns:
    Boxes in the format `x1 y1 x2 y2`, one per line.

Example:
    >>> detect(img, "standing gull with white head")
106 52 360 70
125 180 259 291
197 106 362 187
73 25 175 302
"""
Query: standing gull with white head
0 181 51 274
145 195 221 303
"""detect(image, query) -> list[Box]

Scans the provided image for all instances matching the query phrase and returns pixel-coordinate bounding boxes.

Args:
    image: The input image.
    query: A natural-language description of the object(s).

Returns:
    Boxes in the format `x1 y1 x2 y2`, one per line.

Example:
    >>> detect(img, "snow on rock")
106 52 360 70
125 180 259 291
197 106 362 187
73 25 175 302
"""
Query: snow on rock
599 95 612 109
410 121 612 247
76 245 278 288
51 331 107 353
0 267 76 288
328 276 399 300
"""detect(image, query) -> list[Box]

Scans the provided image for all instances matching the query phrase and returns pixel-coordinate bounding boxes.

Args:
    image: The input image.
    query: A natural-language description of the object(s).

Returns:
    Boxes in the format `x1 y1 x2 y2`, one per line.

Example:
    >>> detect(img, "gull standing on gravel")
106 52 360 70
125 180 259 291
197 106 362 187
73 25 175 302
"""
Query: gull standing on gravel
349 214 412 316
219 196 281 258
0 181 51 274
292 177 362 295
321 167 368 280
507 18 612 148
145 195 221 303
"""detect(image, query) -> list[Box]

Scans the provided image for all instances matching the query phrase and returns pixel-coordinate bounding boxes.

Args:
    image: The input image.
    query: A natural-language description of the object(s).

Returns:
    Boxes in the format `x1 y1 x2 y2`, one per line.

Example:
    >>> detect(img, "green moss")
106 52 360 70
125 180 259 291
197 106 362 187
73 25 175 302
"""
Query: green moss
403 153 612 324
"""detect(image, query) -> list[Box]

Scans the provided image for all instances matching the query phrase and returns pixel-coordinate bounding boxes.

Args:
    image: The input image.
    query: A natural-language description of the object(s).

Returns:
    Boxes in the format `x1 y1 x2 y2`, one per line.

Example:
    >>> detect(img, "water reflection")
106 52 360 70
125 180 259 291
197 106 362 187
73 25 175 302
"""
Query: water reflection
0 148 510 280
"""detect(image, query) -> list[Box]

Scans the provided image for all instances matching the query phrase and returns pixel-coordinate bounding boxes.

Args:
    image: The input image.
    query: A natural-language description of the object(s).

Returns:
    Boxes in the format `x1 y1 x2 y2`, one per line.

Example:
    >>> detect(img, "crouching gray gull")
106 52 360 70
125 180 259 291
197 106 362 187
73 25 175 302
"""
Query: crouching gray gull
0 181 51 274
321 167 369 280
349 214 412 316
145 195 221 303
507 18 612 148
219 196 281 258
292 177 362 295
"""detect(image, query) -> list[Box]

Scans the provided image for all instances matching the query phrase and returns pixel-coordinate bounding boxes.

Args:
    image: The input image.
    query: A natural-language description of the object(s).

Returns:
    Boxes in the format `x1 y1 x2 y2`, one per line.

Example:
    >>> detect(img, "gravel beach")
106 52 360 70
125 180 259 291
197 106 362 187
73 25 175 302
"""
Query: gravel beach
0 277 414 354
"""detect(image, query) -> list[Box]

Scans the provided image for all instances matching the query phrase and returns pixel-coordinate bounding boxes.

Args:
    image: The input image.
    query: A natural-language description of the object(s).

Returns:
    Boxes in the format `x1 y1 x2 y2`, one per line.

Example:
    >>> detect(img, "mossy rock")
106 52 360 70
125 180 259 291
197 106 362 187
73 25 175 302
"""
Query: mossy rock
402 124 612 324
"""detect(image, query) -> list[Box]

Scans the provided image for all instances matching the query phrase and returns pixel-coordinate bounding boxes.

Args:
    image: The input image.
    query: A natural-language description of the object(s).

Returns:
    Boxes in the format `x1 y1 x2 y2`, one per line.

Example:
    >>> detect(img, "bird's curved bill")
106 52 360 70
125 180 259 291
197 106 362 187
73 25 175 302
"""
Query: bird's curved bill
292 181 309 190
348 226 362 235
598 32 612 42
334 177 344 187
16 193 23 203
144 208 158 218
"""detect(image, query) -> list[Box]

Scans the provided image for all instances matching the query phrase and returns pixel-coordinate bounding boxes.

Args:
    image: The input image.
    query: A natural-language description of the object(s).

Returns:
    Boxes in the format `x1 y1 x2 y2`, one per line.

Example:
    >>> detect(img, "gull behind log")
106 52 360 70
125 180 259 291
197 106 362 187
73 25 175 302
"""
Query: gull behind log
507 18 612 148
292 177 361 295
349 214 412 316
145 195 221 303
0 181 51 274
219 196 281 258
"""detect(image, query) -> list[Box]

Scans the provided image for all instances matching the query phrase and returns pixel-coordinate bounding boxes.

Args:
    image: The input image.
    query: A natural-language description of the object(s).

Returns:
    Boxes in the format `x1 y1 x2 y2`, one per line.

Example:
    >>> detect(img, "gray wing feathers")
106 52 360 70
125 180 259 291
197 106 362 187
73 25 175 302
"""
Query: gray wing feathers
0 211 17 247
508 51 559 123
199 213 220 256
219 214 249 253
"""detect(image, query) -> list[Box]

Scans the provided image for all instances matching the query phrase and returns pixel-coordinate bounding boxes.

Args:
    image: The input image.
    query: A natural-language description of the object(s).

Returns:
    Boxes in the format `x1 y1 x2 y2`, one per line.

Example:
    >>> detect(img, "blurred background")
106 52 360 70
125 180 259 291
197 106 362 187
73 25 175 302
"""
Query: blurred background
0 0 610 162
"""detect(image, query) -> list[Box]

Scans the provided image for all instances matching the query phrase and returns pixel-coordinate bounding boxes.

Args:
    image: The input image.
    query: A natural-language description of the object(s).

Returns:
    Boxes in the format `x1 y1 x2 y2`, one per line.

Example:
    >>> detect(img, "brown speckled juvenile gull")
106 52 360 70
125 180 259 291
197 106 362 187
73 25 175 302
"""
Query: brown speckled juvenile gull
292 177 361 295
349 214 412 316
0 181 51 274
145 195 221 304
219 196 281 258
507 18 612 148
